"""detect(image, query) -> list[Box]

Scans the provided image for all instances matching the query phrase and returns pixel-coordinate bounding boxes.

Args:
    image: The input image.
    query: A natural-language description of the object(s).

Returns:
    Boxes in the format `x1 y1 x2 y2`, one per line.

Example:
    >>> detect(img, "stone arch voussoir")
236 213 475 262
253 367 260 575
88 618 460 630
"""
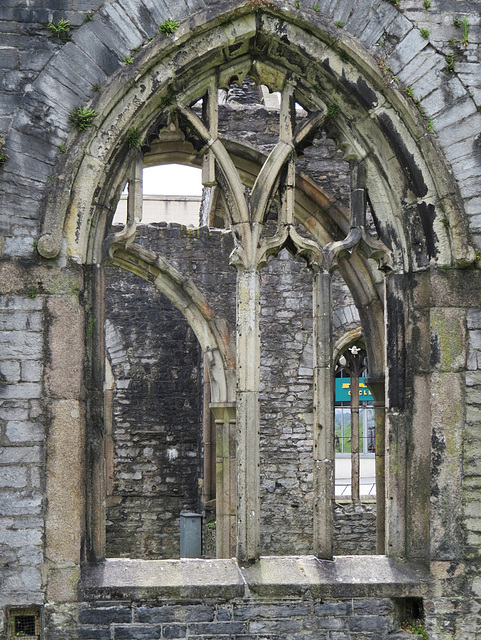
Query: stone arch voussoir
34 2 474 270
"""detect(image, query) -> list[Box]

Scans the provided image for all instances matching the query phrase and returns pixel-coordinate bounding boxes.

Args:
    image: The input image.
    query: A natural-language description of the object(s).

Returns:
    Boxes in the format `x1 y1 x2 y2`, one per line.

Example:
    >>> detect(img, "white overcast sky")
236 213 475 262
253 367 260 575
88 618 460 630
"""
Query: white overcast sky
142 164 203 196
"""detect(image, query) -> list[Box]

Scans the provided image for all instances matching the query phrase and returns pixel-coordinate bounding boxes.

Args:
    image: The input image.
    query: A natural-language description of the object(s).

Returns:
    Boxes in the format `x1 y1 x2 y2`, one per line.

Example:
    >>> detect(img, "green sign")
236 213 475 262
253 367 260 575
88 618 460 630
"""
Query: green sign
335 377 373 402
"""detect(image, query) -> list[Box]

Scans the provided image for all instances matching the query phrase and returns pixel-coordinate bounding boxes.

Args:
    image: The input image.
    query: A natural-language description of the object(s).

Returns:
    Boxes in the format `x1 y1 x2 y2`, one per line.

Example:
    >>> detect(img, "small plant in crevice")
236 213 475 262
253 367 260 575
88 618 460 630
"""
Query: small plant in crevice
123 55 134 64
427 118 434 130
475 248 481 264
335 20 344 28
313 2 320 12
127 127 142 149
338 50 350 63
0 137 8 165
383 0 400 5
294 0 300 7
441 217 450 228
423 0 431 7
159 17 180 34
327 104 339 118
404 86 415 99
84 12 94 22
401 621 429 639
444 53 455 73
69 106 99 131
454 16 469 46
28 288 38 299
59 143 67 153
420 28 430 39
477 105 481 112
160 89 176 108
92 83 102 93
47 18 71 40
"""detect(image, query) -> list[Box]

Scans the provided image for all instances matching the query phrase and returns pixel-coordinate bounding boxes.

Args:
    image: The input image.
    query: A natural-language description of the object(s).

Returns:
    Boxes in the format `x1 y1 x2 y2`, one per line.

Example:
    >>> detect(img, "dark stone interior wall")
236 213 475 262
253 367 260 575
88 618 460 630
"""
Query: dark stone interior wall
105 267 203 559
104 225 374 558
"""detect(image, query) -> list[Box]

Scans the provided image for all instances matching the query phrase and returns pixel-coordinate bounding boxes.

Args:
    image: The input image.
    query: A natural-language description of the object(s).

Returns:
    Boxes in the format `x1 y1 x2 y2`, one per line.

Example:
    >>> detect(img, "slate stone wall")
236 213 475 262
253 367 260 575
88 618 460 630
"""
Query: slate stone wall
105 267 204 559
104 225 372 558
74 596 404 640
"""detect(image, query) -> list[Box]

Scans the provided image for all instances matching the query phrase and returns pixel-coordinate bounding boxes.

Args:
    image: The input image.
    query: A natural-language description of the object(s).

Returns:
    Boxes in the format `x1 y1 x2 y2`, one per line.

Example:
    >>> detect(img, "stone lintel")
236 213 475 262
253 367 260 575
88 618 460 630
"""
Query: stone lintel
81 556 430 601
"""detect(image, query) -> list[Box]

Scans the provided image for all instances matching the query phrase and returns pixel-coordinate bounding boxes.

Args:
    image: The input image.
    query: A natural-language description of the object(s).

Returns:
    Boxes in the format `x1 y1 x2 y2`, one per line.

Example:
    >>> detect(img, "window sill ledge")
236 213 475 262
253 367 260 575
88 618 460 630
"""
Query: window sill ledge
81 555 431 600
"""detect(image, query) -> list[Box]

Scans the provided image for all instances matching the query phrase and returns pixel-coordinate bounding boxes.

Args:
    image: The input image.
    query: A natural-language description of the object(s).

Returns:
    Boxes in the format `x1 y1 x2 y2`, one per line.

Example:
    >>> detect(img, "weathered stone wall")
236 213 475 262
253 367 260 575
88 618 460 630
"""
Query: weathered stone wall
105 267 204 559
0 296 44 603
1 1 481 638
103 225 365 558
334 502 377 556
74 596 403 640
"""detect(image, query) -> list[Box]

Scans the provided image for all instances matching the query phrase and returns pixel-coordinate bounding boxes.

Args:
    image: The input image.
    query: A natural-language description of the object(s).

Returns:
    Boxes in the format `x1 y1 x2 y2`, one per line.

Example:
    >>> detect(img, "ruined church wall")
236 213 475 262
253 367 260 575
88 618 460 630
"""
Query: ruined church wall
1 0 481 638
104 224 366 559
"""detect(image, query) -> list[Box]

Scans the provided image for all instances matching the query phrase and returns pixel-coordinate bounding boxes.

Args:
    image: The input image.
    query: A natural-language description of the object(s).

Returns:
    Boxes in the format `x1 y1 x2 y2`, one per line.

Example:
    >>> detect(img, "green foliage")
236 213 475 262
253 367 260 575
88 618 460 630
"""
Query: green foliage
92 83 102 93
86 318 97 338
475 248 481 264
402 622 429 639
59 143 67 153
441 218 450 228
454 16 469 46
123 55 134 64
420 28 430 39
383 0 400 5
339 50 350 63
47 18 71 40
0 137 8 165
84 12 93 22
28 288 38 299
127 127 142 149
444 53 455 73
404 86 415 99
327 104 339 117
159 18 180 34
160 89 176 108
313 3 320 12
335 21 344 28
294 0 300 7
69 106 99 131
426 118 434 131
423 0 431 7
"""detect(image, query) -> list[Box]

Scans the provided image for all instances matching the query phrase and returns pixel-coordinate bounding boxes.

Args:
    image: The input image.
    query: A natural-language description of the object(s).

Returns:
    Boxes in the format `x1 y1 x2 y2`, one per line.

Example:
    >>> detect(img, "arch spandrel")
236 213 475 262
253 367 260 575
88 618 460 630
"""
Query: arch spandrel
35 5 474 271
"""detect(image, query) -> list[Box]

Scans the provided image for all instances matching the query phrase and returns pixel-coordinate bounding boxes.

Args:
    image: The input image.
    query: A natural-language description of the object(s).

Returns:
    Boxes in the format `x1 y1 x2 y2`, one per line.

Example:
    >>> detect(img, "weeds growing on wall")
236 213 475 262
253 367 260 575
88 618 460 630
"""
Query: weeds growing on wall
127 128 142 149
454 16 469 46
69 106 99 131
420 28 430 39
327 104 339 117
159 18 180 34
0 135 8 165
401 621 429 639
47 19 71 40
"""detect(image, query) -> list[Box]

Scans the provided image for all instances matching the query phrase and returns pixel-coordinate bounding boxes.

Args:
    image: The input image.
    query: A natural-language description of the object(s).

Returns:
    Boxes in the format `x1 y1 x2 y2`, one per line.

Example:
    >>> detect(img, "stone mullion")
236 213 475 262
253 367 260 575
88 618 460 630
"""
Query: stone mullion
366 377 386 554
235 265 261 562
202 76 218 189
211 403 237 559
350 374 360 505
312 269 334 559
127 152 143 228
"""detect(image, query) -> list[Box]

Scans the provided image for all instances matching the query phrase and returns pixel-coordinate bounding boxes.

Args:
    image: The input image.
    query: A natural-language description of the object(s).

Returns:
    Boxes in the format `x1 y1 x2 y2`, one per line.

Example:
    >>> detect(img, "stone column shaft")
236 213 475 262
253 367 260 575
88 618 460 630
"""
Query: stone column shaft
313 270 334 559
236 266 261 562
350 375 360 504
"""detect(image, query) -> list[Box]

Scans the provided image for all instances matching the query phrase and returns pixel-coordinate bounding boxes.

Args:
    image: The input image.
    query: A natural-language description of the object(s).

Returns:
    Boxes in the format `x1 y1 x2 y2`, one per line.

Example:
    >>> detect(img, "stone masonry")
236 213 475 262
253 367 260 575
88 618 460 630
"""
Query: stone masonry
1 1 481 639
